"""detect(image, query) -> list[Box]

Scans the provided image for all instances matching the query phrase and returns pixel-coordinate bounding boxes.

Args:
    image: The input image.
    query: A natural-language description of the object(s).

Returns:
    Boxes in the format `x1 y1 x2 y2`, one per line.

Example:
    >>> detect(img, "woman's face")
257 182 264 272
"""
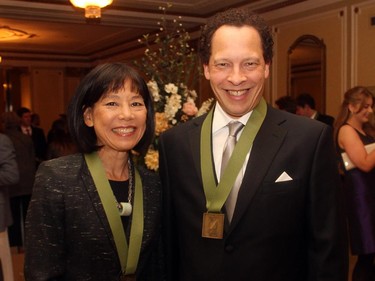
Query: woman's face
83 80 147 153
349 96 374 124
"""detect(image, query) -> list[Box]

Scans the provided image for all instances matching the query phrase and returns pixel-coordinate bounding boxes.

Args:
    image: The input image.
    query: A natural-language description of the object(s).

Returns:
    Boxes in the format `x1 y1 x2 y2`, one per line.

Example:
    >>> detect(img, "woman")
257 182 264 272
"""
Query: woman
24 63 163 280
334 86 375 281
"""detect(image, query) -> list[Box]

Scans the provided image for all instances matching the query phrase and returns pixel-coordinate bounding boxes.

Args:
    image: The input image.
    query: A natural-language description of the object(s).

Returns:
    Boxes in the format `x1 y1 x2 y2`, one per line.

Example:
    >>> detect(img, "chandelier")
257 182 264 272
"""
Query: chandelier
70 0 113 19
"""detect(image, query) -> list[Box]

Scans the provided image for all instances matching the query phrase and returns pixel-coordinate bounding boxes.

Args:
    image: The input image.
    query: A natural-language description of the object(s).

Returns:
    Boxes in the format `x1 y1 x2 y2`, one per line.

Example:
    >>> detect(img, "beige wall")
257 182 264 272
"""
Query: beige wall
30 68 65 133
353 1 375 88
270 8 346 118
268 0 375 118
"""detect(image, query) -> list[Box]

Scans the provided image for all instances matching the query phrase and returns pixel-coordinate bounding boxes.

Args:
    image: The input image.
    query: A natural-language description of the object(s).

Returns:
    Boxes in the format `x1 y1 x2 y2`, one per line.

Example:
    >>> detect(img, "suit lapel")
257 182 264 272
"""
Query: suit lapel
188 115 210 184
228 107 288 232
187 108 289 235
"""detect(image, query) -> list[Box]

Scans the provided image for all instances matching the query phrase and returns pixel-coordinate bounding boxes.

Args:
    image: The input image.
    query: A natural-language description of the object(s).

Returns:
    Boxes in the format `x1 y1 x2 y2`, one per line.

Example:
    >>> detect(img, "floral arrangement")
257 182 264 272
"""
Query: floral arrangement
134 4 213 171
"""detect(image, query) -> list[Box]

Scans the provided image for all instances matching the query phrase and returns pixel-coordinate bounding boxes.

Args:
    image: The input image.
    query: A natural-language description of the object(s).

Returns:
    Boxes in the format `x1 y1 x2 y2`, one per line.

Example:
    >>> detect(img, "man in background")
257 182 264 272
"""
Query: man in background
275 95 297 114
17 107 47 166
296 93 335 126
1 112 35 250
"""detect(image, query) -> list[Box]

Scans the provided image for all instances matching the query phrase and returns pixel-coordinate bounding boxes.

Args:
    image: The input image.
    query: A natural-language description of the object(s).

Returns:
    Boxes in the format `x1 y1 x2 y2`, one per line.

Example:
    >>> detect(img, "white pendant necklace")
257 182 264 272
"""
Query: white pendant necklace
115 158 133 216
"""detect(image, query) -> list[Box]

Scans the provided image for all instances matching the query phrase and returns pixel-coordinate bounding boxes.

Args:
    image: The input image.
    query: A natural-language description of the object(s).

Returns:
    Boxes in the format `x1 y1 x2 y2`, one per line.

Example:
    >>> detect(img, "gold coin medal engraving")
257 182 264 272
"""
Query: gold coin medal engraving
202 212 224 239
116 159 133 216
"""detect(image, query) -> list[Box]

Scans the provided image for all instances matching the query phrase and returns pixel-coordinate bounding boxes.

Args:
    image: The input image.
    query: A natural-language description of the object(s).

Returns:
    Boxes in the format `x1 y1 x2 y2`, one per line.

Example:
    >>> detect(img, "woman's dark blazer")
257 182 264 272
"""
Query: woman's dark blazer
24 153 162 281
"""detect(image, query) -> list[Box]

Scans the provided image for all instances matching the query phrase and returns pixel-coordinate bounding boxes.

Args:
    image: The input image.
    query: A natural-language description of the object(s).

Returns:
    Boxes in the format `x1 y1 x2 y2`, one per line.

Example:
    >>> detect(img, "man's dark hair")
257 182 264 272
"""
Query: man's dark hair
16 107 31 117
199 8 274 65
275 96 297 114
296 93 316 109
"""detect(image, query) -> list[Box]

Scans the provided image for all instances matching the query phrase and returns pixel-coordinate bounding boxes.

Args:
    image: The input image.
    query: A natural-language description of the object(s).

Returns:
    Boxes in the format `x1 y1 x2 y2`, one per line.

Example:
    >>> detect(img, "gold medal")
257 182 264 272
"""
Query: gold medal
202 212 224 239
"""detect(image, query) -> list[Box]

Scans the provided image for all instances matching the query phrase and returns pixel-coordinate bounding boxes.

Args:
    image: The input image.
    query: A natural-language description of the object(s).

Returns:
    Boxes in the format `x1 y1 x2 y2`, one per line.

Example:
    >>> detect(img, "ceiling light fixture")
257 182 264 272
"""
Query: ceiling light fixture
70 0 113 20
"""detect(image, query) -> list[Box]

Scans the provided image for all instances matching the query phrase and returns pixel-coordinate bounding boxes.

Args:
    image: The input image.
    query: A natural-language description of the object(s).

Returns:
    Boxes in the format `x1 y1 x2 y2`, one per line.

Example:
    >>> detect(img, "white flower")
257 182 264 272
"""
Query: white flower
164 83 178 95
147 80 160 102
164 93 182 121
189 89 197 99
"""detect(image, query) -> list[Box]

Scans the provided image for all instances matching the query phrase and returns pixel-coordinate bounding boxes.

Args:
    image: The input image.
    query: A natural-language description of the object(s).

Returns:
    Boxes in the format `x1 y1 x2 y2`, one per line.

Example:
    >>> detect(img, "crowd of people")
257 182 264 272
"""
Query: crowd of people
0 6 374 281
0 108 79 281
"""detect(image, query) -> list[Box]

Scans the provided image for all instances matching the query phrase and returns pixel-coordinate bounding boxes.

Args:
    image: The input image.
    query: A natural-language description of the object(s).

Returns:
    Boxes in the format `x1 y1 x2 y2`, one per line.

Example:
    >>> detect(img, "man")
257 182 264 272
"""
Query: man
275 95 297 114
296 93 335 126
0 132 19 281
17 107 47 165
159 8 348 281
1 112 36 249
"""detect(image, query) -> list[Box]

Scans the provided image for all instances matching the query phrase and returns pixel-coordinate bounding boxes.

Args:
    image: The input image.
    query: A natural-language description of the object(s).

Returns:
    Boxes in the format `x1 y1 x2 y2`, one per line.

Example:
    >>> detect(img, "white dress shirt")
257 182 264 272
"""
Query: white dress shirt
21 126 32 136
212 102 252 182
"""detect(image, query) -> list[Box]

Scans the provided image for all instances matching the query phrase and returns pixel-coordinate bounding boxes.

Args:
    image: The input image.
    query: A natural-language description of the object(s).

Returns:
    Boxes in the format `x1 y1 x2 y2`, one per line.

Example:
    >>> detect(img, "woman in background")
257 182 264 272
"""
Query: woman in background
25 63 163 280
334 86 375 281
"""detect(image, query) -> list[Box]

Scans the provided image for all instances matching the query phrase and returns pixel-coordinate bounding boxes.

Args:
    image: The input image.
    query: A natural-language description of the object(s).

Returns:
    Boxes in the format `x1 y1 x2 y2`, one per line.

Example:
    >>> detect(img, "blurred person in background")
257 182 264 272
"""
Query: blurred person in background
17 107 47 166
334 86 375 281
46 115 77 160
1 112 36 250
31 113 41 128
0 121 19 281
275 95 297 114
296 93 335 126
363 108 375 138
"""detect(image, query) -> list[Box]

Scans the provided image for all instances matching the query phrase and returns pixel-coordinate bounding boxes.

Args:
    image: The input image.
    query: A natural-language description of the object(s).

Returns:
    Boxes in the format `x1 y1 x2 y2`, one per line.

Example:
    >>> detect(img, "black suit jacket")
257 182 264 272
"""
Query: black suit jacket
315 112 335 127
24 153 163 281
31 126 47 162
159 105 348 281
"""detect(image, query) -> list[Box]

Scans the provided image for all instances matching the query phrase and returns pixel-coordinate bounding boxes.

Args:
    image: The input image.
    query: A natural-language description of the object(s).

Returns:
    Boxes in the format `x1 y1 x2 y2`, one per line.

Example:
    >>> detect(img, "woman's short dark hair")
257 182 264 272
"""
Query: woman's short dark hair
199 8 274 65
67 62 154 155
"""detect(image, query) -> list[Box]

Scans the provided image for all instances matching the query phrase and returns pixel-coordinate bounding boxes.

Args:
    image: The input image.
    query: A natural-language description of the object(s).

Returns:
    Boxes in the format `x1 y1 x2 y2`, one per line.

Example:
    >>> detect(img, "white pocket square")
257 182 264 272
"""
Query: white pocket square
275 171 293 182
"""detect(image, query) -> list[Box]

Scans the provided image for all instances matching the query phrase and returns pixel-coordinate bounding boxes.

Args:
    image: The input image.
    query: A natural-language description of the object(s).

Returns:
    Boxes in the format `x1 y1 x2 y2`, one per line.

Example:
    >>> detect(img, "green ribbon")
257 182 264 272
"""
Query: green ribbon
200 98 267 213
84 152 143 275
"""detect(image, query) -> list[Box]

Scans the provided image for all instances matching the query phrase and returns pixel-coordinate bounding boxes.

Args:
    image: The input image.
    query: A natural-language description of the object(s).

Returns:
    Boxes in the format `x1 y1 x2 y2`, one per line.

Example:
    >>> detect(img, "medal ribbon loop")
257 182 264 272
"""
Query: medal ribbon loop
84 152 143 275
200 98 267 213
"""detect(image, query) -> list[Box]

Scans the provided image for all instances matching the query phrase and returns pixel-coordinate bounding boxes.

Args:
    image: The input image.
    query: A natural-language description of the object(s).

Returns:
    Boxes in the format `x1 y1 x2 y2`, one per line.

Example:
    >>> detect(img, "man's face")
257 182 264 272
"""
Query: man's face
296 105 310 117
203 25 270 118
21 112 32 127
